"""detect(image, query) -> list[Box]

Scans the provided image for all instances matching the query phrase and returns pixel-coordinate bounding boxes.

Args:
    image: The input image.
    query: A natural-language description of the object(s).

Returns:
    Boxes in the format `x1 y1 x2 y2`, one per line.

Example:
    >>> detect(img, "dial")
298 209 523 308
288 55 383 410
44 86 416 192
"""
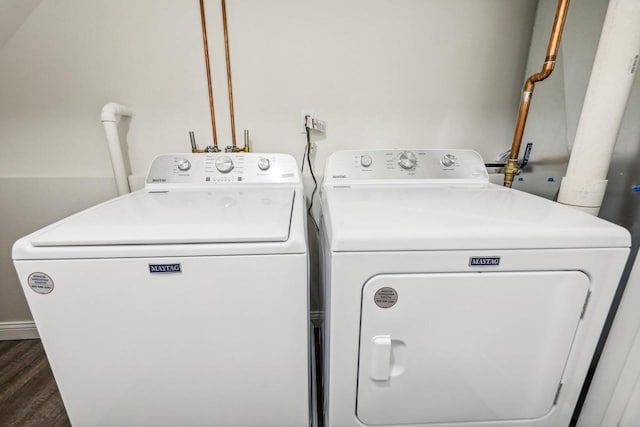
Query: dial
398 151 417 170
440 153 457 168
177 158 191 172
257 157 270 171
360 154 373 168
215 156 234 173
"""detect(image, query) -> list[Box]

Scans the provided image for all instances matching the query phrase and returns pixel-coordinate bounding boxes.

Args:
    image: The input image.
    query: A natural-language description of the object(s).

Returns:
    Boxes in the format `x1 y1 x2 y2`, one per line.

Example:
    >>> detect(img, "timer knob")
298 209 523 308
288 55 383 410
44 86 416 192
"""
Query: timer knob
177 159 191 172
257 158 270 171
398 151 417 170
440 154 457 167
215 156 234 173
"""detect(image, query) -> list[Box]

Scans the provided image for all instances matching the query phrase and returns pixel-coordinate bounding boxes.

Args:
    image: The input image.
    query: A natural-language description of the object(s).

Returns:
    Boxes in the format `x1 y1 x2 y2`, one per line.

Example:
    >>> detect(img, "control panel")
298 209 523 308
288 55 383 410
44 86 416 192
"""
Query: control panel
145 153 300 187
323 149 489 185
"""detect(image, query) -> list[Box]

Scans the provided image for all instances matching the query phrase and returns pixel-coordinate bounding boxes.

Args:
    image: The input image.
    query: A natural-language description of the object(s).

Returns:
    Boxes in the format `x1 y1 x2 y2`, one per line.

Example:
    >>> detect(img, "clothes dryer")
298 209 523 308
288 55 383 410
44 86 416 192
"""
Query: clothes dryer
319 149 630 427
13 153 310 427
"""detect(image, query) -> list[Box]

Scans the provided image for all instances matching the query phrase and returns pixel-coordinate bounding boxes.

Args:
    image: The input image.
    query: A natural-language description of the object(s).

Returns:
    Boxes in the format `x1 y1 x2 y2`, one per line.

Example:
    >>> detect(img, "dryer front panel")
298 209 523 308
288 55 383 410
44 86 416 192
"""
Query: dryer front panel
356 271 589 425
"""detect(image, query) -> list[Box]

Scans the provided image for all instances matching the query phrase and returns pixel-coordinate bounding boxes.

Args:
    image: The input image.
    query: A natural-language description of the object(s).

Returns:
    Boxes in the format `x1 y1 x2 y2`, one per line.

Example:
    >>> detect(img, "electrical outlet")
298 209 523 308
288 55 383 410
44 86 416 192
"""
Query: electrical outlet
310 118 326 133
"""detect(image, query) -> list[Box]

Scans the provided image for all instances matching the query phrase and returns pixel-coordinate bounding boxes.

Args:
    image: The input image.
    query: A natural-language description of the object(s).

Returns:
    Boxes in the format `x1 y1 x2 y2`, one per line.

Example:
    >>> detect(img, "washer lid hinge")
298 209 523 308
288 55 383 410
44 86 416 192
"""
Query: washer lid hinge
553 382 563 405
580 290 592 319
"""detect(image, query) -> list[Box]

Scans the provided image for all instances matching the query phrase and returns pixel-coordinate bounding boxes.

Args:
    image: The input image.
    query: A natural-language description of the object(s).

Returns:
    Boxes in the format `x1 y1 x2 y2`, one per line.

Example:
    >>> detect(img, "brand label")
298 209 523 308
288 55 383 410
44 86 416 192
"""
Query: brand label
149 263 182 274
469 257 501 267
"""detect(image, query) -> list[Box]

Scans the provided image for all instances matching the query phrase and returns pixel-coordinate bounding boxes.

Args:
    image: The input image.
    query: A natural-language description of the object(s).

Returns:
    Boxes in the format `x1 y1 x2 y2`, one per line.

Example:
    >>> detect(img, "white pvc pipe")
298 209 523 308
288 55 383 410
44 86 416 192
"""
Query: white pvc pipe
101 102 133 196
557 0 640 215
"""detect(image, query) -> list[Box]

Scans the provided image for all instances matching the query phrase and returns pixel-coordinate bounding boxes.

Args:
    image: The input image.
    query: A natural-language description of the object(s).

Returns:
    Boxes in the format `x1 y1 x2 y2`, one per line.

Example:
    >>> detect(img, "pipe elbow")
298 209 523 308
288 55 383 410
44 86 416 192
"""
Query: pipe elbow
101 102 133 123
538 65 555 82
528 63 555 86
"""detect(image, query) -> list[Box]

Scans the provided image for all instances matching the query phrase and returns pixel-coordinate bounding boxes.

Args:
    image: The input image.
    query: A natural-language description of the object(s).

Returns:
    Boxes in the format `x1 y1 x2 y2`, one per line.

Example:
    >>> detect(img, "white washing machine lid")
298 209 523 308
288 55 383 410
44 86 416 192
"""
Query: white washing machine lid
322 184 630 251
29 187 295 247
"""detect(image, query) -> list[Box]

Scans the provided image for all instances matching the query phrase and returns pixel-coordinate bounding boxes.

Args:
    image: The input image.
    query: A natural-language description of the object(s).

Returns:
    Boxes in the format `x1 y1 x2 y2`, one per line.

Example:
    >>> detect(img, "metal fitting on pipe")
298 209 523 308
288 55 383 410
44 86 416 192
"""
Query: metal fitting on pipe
503 159 520 188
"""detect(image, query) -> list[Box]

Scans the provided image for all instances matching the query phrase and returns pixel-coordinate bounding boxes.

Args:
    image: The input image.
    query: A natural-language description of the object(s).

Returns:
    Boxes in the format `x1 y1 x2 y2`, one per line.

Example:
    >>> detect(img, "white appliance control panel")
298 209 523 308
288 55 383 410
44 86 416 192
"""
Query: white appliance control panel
145 153 300 188
323 149 489 185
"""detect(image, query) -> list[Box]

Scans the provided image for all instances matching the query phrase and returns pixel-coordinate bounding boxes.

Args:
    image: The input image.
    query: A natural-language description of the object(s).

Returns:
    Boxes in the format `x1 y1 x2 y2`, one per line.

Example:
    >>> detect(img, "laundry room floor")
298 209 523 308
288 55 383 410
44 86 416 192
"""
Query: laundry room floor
0 339 70 426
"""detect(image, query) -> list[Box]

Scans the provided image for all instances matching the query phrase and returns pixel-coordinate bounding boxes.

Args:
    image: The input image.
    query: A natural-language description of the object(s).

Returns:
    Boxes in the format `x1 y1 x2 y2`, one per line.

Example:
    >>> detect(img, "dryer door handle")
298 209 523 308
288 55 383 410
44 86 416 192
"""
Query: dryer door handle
370 335 392 381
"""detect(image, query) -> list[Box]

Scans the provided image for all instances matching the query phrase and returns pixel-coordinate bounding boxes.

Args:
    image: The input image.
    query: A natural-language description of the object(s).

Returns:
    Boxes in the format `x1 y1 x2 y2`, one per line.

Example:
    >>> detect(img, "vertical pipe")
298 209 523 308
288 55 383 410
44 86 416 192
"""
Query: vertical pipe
199 0 219 150
503 0 570 187
103 124 130 195
101 102 133 196
243 129 250 152
221 0 237 149
557 0 640 215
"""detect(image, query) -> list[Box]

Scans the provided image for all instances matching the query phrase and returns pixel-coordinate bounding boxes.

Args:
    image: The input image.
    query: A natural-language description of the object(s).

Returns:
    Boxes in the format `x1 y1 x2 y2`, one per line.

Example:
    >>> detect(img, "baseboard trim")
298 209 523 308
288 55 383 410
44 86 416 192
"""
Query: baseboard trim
0 321 39 341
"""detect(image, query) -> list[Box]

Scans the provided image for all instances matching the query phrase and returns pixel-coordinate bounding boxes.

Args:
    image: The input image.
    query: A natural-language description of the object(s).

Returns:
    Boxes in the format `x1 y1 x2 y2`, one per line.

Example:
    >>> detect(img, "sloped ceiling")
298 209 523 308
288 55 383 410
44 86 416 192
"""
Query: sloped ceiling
0 0 42 50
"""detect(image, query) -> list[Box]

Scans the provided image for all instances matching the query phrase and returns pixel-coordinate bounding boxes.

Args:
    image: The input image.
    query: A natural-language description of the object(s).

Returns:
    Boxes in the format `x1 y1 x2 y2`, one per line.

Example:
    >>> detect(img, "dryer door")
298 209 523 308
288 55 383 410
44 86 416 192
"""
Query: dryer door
357 271 589 425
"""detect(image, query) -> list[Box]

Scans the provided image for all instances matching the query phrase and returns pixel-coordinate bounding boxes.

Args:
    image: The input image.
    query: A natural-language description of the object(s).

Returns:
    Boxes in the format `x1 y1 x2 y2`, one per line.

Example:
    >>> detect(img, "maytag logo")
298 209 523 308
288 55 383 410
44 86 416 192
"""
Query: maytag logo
469 257 501 267
149 263 182 274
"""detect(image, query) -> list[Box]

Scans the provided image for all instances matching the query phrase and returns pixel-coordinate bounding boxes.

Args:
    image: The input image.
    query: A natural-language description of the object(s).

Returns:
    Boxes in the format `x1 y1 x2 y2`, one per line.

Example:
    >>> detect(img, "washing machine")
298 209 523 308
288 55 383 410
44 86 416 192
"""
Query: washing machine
319 149 630 427
13 153 310 427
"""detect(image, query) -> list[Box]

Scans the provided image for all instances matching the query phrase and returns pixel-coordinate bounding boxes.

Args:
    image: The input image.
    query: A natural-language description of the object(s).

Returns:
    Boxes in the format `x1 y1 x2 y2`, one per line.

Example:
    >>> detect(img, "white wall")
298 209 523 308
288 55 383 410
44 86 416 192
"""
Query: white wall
0 0 538 327
222 0 537 168
0 0 213 178
0 0 41 49
1 0 538 178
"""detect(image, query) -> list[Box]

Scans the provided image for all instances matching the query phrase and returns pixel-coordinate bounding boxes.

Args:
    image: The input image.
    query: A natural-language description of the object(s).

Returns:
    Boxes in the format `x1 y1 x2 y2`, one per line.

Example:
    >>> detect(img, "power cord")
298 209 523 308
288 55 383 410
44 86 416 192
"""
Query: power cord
301 143 307 173
304 119 319 231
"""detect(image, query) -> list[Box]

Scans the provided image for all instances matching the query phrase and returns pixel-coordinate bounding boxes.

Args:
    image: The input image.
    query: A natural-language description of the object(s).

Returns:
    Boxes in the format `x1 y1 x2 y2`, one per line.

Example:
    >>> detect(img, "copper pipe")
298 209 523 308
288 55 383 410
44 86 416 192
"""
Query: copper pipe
504 0 570 187
221 0 238 150
199 0 219 151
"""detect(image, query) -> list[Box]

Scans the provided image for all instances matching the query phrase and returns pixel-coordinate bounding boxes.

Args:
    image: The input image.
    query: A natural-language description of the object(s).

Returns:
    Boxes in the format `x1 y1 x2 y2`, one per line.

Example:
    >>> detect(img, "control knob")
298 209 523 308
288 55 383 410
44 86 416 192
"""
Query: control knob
398 151 417 170
177 159 191 172
440 154 457 167
215 156 234 173
360 155 373 168
257 158 270 171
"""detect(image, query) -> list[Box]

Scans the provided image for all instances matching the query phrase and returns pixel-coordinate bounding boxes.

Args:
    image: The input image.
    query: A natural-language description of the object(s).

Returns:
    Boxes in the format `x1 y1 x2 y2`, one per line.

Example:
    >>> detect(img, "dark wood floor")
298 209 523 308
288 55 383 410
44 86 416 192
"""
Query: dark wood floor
0 339 70 427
